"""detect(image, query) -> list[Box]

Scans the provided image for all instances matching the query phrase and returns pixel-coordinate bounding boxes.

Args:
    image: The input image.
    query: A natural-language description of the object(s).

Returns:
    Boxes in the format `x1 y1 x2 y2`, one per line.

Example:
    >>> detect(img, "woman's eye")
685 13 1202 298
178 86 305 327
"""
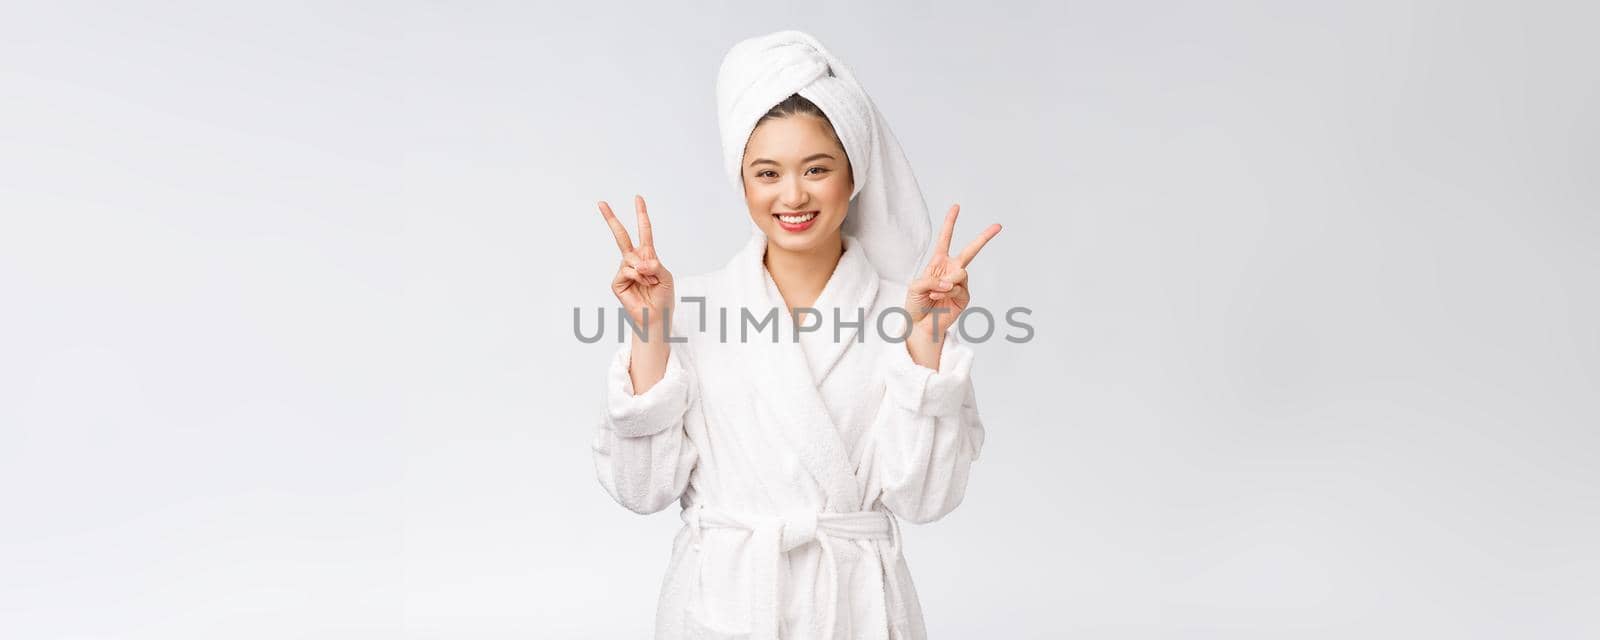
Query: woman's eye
757 170 777 178
806 167 828 175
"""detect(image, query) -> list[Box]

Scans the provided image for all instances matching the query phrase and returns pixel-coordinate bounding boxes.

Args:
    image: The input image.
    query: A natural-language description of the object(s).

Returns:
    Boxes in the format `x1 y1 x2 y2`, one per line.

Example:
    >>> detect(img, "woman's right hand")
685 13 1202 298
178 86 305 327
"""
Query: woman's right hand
599 195 675 336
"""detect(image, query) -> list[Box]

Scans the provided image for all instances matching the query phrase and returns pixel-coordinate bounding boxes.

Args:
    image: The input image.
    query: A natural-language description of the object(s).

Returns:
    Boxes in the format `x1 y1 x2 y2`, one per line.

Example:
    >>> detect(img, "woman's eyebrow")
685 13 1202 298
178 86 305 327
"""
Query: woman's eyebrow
748 153 836 167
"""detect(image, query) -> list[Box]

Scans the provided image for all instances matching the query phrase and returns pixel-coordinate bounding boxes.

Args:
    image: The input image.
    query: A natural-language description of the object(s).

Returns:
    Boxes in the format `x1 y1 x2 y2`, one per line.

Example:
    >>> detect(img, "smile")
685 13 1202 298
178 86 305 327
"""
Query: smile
773 211 819 232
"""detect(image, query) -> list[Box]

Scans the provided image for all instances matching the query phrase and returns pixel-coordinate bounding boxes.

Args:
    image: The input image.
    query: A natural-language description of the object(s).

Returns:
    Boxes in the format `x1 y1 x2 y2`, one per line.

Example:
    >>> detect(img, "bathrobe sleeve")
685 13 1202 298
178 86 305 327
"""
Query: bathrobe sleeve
591 340 699 515
866 330 986 524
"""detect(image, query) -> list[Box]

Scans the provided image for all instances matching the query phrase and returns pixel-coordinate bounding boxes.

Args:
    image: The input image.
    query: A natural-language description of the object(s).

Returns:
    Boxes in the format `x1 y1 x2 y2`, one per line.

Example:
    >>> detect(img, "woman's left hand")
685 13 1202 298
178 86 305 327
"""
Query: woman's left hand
904 204 1001 337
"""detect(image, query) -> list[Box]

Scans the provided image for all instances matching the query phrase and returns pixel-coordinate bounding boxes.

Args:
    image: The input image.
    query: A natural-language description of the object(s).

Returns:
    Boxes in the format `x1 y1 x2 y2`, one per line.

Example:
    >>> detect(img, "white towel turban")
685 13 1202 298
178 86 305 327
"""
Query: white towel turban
716 30 932 285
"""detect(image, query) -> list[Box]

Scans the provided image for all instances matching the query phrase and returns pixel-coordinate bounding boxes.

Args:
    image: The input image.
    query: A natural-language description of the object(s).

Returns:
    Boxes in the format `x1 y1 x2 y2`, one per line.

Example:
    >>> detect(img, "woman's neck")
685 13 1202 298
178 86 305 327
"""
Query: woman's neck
763 234 843 311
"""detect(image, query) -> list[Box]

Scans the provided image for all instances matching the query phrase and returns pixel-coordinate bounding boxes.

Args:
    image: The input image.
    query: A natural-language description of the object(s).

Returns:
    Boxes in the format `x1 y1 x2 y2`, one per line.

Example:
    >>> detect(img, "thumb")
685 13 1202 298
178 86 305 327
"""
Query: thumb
637 258 672 283
908 276 953 298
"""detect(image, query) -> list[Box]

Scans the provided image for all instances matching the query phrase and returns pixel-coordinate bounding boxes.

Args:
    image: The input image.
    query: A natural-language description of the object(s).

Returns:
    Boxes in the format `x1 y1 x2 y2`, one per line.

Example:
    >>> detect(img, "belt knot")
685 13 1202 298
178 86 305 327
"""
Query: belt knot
777 509 818 552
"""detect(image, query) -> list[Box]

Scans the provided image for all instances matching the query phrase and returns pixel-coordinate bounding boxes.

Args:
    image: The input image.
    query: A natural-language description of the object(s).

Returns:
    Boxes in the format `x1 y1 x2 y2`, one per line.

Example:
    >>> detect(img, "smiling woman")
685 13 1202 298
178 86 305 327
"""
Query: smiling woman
742 95 858 308
590 30 999 640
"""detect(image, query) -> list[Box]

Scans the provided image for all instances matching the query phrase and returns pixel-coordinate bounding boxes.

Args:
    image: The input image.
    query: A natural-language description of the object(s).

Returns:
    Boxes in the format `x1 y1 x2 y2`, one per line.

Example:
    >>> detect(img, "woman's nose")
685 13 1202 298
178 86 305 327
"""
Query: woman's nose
782 179 806 208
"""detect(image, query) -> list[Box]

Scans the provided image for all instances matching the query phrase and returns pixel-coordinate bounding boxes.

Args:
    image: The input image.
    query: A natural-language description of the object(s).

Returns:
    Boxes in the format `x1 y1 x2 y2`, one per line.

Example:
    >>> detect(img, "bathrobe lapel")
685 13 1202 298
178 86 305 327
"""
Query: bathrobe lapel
726 233 881 512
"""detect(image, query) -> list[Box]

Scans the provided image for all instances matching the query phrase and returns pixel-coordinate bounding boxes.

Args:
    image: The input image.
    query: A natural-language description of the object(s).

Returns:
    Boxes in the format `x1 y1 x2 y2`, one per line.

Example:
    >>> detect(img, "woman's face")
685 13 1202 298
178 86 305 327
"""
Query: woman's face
741 114 854 254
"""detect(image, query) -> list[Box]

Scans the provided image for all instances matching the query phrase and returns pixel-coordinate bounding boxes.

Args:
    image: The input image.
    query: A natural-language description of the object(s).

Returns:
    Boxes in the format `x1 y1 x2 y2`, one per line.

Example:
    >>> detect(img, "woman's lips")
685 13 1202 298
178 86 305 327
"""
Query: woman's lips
773 211 819 232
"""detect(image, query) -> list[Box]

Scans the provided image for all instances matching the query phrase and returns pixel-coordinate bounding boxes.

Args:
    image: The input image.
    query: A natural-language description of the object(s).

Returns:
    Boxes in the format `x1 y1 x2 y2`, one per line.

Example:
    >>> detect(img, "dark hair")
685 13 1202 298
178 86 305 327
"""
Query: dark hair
756 94 846 151
752 95 852 192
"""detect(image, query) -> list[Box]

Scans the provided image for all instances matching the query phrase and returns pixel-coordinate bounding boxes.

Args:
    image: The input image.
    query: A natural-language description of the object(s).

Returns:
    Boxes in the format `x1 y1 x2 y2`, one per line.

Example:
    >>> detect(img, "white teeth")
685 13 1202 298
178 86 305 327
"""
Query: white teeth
777 212 817 224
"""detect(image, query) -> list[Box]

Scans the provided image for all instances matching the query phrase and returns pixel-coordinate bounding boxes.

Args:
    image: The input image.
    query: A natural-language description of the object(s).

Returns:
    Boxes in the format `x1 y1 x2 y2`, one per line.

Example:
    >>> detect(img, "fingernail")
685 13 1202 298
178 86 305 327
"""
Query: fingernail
939 280 952 288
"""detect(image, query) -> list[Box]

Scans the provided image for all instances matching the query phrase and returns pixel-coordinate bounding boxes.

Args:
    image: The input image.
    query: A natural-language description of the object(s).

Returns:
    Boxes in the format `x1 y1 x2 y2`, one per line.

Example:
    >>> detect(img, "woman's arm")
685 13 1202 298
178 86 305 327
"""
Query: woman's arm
904 316 948 370
861 328 985 524
627 315 672 393
591 337 698 515
868 202 997 522
591 195 696 513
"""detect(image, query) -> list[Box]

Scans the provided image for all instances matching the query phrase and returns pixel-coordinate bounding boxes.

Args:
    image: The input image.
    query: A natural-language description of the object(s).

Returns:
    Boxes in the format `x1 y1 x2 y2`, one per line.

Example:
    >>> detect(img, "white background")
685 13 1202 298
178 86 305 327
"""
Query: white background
2 1 1596 638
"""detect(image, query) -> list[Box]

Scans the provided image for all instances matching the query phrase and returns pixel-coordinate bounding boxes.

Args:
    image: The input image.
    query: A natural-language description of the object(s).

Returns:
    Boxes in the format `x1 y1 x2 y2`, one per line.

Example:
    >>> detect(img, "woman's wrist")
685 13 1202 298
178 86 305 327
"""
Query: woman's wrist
628 309 675 343
904 322 944 371
627 321 672 394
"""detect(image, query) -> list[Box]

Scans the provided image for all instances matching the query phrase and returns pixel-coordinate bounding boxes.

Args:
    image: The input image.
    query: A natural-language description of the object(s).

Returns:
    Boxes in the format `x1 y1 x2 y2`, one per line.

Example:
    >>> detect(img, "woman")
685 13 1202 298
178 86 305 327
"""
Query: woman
591 30 1000 640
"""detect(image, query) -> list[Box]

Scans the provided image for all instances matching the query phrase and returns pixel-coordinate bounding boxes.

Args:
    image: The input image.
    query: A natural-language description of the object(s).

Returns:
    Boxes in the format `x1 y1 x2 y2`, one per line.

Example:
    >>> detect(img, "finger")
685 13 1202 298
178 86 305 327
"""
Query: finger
620 254 655 284
934 204 959 256
936 265 968 287
636 258 664 285
635 195 654 249
620 265 650 287
598 201 635 255
937 283 970 302
956 223 1001 268
933 281 968 299
614 267 639 292
907 275 943 297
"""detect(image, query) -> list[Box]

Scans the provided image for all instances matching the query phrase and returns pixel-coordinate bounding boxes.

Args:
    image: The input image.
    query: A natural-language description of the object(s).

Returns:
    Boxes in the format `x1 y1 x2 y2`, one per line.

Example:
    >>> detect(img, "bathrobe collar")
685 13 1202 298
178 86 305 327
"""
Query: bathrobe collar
724 231 881 511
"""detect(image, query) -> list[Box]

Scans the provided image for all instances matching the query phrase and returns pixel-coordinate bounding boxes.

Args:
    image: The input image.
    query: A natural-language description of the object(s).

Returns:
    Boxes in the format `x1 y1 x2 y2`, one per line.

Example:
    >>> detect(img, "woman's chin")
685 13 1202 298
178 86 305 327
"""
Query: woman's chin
763 220 841 252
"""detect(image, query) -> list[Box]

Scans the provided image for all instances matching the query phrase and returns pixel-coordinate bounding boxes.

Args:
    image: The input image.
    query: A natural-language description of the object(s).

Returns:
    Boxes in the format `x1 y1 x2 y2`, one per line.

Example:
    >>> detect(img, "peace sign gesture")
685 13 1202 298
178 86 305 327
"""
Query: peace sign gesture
599 195 675 331
905 204 1001 333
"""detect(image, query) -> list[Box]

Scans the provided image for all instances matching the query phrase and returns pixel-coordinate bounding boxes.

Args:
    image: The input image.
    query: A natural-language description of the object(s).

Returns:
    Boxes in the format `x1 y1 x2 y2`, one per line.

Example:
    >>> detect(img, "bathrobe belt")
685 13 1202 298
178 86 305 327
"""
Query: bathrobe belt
682 503 906 640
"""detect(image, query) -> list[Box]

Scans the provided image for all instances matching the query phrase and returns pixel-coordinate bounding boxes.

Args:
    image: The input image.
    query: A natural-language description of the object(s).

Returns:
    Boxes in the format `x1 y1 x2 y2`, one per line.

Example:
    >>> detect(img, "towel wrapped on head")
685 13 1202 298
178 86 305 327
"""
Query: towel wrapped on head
716 30 932 285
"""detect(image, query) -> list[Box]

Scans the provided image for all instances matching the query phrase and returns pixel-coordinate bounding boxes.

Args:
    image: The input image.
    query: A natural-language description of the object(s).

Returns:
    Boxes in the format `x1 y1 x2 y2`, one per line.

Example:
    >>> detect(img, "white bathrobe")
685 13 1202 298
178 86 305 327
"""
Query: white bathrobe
592 232 985 640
